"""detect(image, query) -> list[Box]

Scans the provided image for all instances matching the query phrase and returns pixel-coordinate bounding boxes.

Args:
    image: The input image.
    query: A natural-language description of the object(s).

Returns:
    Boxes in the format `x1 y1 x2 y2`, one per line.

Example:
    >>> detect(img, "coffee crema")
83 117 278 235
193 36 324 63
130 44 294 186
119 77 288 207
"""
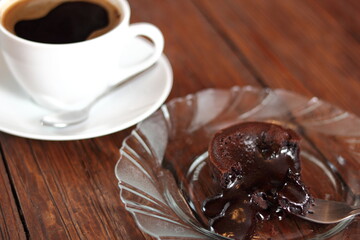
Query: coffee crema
2 0 121 44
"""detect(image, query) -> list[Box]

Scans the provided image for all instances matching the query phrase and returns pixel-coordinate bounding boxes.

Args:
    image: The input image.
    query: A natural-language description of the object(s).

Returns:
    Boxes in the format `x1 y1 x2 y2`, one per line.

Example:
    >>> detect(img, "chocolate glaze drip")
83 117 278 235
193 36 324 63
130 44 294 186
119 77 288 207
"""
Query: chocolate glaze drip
203 122 312 240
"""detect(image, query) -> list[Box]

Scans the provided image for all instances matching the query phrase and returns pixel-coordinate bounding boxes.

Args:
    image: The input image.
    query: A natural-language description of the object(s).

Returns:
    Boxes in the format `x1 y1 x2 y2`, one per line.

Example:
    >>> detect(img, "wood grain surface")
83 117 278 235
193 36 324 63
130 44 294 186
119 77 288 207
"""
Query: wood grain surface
0 0 359 239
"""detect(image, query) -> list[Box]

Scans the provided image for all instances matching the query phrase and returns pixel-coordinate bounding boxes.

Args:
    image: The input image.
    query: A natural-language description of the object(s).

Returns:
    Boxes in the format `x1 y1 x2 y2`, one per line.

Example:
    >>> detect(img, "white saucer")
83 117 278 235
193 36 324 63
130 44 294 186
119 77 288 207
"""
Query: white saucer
0 38 173 140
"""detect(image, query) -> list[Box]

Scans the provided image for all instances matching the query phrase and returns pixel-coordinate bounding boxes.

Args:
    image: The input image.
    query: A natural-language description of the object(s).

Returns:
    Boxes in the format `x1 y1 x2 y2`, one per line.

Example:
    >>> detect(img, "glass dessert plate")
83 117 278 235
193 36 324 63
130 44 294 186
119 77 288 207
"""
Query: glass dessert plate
115 86 360 239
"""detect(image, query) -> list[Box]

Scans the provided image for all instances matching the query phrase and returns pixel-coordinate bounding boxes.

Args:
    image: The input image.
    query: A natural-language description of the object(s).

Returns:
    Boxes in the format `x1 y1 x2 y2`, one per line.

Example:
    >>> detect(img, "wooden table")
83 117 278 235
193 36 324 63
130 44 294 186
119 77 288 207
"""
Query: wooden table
1 0 359 239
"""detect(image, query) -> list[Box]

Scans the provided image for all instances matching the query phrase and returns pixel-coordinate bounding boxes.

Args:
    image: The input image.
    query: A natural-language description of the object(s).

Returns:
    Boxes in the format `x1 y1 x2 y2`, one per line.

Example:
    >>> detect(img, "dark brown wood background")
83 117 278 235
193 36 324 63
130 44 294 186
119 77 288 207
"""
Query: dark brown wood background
0 0 359 239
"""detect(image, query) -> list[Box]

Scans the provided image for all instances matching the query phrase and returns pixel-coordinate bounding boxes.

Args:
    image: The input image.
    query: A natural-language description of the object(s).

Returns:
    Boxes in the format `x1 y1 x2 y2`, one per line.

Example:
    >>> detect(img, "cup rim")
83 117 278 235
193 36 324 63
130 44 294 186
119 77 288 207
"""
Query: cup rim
0 0 131 48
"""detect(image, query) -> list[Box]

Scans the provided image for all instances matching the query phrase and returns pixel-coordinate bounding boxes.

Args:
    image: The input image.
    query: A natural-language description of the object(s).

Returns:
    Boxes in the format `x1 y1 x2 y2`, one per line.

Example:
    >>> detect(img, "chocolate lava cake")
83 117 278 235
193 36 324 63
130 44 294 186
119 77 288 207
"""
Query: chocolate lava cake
202 122 312 239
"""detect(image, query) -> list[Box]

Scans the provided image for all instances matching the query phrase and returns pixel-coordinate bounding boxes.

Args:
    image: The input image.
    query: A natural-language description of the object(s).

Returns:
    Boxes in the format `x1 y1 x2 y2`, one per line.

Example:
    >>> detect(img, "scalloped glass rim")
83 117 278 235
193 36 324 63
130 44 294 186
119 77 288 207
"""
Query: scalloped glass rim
115 86 360 240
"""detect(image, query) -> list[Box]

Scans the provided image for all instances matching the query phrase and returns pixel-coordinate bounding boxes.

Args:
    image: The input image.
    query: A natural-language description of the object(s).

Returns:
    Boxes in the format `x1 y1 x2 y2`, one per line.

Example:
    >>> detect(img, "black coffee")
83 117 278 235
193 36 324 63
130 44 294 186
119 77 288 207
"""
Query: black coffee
2 0 121 44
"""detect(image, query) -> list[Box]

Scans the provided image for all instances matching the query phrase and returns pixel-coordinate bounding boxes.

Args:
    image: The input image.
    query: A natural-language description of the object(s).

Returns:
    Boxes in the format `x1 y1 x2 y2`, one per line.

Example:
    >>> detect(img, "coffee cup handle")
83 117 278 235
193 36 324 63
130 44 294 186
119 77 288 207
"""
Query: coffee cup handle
110 23 164 86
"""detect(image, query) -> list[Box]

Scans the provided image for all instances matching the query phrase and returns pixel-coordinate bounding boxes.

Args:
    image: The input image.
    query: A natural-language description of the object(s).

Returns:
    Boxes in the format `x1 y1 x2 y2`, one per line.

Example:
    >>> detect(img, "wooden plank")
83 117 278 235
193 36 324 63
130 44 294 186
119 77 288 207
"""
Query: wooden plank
128 0 260 98
316 0 360 41
0 131 153 240
194 0 360 116
0 147 26 240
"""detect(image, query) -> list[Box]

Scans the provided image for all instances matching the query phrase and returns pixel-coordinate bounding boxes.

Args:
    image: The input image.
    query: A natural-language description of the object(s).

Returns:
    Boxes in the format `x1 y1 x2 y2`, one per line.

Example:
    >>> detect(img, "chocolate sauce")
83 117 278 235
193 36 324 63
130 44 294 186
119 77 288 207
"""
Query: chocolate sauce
203 122 312 240
203 190 256 240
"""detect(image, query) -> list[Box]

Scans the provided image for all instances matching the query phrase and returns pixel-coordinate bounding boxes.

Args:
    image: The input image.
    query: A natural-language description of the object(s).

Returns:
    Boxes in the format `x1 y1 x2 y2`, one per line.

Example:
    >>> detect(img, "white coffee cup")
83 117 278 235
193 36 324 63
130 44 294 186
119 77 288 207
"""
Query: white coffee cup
0 0 164 111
